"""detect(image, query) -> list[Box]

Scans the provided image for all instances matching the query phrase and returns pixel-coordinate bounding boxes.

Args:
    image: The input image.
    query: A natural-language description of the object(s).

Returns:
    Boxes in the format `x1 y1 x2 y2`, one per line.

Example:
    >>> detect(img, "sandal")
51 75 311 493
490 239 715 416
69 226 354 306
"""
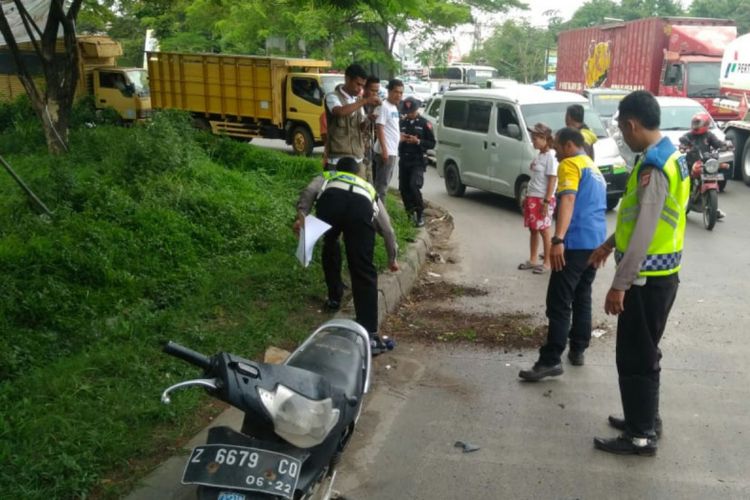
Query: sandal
533 265 549 274
518 261 536 270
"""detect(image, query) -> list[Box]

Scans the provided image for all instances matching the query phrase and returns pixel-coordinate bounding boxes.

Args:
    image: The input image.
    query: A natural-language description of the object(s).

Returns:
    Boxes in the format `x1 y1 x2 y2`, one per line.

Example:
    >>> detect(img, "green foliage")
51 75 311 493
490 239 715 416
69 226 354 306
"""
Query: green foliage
471 20 554 83
565 0 684 29
0 110 414 498
689 0 750 35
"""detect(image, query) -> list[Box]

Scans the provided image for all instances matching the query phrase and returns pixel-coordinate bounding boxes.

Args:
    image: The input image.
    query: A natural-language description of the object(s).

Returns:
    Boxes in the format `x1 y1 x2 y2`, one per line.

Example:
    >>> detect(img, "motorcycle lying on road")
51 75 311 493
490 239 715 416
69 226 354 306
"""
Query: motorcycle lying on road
683 148 733 231
161 318 371 500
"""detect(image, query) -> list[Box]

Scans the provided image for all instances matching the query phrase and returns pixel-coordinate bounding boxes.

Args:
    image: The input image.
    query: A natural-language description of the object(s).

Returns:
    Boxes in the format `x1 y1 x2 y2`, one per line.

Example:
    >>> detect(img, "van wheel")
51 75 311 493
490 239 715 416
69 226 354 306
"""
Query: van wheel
291 126 314 156
515 177 529 210
444 163 466 197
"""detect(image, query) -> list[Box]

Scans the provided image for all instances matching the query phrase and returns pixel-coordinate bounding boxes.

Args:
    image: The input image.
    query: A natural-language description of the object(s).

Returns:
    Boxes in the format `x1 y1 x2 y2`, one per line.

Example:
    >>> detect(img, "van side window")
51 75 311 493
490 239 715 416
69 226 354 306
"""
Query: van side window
466 100 492 133
443 100 467 129
291 77 323 105
496 104 521 140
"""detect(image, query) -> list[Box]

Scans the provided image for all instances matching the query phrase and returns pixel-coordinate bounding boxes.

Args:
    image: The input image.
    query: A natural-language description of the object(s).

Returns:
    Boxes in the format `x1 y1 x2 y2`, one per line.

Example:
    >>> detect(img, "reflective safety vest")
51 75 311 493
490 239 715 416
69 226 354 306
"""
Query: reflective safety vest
321 170 379 216
615 143 690 277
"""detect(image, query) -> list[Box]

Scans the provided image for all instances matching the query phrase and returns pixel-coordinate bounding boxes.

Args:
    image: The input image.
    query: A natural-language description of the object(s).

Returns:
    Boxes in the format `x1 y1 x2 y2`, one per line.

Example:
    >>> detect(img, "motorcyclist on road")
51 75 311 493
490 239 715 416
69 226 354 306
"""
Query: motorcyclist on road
678 112 726 167
678 112 727 219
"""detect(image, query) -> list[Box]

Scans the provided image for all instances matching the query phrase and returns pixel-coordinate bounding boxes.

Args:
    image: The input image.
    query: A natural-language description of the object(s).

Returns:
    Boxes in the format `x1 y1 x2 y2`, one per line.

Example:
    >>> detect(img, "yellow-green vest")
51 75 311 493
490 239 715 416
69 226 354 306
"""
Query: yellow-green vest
615 144 690 277
322 171 377 201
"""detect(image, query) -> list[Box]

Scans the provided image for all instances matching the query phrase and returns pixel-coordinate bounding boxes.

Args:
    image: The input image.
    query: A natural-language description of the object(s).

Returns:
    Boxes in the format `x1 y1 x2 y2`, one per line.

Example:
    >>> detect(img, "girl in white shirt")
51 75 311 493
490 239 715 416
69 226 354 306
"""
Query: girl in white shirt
519 123 558 274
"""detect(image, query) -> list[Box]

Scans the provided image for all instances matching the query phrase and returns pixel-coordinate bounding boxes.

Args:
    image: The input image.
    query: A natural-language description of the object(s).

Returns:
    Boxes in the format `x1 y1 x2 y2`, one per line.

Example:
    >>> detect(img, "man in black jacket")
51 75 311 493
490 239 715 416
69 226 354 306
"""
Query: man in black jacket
398 97 436 227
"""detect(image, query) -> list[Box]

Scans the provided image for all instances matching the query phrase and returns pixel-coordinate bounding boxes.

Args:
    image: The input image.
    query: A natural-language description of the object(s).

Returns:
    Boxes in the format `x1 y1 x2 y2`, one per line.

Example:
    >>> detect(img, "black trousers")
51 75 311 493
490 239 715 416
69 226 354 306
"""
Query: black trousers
539 249 598 365
616 273 679 437
315 188 378 334
398 159 425 213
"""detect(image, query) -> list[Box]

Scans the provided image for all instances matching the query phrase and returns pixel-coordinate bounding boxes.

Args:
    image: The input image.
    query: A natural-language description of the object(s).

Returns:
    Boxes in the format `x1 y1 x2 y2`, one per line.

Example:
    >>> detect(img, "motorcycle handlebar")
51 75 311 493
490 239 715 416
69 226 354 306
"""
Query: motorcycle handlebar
163 341 212 371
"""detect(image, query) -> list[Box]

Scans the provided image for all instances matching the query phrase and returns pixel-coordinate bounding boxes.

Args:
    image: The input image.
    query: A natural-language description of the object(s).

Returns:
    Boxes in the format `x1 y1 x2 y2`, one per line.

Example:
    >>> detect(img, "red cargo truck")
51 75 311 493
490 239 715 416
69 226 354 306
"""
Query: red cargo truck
556 17 738 123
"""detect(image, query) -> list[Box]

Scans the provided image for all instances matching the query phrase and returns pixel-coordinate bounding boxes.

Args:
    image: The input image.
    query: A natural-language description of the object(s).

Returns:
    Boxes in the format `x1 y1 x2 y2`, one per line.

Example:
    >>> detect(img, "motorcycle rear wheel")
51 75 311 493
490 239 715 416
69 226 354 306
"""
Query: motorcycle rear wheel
703 190 718 230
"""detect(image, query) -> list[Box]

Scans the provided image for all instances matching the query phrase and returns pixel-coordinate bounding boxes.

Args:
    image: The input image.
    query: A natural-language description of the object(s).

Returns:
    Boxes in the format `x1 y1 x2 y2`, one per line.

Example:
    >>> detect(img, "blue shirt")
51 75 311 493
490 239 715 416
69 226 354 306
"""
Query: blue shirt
557 153 607 250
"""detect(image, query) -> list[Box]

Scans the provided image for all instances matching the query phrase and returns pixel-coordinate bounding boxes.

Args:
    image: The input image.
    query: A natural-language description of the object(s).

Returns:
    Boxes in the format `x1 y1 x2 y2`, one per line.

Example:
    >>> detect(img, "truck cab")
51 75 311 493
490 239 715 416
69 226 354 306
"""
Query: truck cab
91 67 151 121
285 73 343 155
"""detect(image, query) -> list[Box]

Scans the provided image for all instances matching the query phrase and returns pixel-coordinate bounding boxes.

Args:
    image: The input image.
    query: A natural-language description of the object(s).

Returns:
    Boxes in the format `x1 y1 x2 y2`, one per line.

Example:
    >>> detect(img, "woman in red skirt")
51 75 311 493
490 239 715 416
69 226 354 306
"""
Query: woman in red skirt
519 123 558 274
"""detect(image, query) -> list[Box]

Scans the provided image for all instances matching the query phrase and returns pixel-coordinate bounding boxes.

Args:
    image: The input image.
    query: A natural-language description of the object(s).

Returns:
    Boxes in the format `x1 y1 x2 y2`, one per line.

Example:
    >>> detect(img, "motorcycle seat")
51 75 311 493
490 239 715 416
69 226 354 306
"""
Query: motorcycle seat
286 329 365 401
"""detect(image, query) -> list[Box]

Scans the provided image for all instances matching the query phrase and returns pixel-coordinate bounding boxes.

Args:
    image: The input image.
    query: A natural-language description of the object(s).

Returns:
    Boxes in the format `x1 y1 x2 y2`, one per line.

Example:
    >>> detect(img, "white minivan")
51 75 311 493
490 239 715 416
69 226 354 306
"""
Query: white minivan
435 87 628 210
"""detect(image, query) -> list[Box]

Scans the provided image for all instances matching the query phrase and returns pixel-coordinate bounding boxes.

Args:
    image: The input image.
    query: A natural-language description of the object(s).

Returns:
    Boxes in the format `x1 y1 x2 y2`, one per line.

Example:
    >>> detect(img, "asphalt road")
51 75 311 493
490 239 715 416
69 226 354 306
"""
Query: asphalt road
127 153 750 500
334 167 750 499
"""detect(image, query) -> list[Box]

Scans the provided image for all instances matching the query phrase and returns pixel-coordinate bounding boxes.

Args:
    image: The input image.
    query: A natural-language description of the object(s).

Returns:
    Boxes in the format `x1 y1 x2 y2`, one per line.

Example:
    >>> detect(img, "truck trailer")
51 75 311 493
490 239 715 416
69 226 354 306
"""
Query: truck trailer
147 51 344 155
556 17 738 123
0 35 150 121
717 33 750 185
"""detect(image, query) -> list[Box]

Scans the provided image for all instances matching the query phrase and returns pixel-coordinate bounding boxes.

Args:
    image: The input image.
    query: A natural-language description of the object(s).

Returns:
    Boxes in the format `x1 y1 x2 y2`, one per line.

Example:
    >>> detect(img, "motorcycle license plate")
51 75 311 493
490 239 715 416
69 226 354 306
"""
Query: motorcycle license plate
182 444 301 499
702 174 721 181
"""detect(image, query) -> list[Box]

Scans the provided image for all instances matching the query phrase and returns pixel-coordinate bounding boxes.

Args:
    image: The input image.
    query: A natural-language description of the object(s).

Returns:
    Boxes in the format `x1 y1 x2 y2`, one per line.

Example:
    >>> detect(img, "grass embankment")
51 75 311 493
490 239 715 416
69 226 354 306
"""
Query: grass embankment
0 101 415 498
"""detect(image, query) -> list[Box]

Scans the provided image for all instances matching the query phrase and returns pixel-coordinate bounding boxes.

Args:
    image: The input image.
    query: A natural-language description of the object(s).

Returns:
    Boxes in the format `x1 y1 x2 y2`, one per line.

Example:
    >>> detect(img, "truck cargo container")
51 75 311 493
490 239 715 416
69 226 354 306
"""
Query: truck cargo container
716 33 750 185
0 35 150 121
556 17 737 123
147 51 344 155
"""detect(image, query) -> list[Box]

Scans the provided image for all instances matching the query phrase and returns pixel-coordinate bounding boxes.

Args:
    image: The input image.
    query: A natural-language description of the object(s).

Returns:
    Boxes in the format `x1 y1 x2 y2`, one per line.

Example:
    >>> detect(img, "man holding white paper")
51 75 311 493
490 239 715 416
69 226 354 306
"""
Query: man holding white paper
294 157 399 354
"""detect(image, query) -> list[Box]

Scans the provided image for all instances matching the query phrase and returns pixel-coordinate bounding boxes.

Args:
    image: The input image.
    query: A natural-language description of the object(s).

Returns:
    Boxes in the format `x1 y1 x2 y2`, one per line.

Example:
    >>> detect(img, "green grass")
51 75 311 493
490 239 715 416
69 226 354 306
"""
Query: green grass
0 104 416 498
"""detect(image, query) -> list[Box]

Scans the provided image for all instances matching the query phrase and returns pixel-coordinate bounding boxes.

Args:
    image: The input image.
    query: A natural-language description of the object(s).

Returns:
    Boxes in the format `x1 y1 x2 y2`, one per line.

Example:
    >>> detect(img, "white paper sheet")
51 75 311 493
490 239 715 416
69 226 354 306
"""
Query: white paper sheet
296 215 331 267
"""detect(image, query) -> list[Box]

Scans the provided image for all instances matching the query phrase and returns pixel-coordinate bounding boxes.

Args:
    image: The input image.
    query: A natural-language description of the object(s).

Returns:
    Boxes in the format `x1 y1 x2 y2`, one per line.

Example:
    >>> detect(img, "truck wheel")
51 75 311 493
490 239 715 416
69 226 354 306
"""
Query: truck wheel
444 163 466 197
291 126 314 156
742 141 750 187
725 129 747 181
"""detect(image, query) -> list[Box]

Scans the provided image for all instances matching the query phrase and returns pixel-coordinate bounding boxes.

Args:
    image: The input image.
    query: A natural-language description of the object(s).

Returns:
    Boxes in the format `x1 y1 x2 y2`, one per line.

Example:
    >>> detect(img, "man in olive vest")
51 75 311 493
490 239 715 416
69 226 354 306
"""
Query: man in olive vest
588 91 690 456
324 64 381 174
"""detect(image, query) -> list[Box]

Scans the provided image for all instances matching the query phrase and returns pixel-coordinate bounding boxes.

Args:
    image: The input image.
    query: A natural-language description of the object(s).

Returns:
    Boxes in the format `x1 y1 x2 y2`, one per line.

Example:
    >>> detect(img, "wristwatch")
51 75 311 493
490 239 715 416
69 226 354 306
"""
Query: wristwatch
551 236 564 245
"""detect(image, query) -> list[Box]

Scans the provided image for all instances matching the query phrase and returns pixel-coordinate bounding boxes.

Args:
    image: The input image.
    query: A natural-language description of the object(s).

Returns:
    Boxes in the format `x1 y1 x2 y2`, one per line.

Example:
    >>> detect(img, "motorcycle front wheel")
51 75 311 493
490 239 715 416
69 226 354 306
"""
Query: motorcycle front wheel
703 190 718 230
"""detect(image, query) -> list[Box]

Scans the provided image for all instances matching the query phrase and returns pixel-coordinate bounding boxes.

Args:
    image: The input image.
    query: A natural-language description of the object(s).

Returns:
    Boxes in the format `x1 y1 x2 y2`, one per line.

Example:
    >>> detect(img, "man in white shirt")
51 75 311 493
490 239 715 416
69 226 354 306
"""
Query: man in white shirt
373 79 404 200
324 64 381 172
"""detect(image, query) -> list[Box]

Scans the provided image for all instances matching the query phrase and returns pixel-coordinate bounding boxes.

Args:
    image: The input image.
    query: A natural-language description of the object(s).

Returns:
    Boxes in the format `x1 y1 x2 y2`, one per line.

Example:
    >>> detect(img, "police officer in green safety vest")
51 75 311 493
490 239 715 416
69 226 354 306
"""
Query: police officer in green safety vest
294 156 400 355
588 91 690 457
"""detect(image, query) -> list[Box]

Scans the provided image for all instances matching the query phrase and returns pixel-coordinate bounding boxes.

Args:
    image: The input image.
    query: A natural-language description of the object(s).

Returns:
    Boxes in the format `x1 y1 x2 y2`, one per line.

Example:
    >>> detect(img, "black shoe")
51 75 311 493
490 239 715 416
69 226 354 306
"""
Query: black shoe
518 362 563 381
370 335 394 356
323 299 341 312
567 350 585 366
608 415 663 438
593 435 657 456
415 211 425 227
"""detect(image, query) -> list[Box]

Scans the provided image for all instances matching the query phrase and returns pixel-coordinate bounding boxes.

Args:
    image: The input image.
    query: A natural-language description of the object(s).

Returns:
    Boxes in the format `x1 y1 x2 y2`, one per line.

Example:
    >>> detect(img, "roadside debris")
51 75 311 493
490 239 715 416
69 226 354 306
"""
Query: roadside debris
454 441 481 453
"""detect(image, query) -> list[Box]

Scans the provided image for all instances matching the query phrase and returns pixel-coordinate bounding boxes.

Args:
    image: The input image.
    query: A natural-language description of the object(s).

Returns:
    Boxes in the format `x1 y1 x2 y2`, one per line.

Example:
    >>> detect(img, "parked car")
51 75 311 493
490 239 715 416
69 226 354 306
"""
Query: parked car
404 81 433 104
435 87 628 211
609 96 726 171
582 88 629 129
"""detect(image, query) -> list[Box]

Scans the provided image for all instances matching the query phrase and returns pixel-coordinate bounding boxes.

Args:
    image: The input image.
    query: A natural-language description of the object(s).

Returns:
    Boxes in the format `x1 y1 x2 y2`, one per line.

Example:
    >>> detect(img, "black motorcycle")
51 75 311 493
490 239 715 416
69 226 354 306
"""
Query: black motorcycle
685 148 733 231
161 318 371 500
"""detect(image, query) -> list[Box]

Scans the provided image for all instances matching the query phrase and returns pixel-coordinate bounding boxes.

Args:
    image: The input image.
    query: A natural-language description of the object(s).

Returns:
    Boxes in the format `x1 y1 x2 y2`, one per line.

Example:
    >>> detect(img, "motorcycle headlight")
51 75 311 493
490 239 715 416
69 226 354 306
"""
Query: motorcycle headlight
704 159 719 174
258 385 340 448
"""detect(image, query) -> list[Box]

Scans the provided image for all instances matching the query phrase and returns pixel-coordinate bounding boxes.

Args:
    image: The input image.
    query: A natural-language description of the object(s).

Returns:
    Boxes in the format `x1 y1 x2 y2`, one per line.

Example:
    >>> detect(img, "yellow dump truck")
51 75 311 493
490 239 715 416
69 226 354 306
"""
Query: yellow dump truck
147 51 345 155
0 35 151 121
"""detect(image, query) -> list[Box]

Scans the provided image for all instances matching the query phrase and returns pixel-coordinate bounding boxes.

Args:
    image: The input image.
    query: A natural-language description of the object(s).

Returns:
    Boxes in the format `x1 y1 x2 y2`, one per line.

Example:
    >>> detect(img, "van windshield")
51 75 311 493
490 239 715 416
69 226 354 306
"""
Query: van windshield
521 102 607 138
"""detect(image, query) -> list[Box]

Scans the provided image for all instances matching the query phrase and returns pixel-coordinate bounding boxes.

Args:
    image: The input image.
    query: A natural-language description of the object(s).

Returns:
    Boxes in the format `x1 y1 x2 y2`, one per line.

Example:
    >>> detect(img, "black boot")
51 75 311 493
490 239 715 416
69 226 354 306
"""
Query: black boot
415 210 425 227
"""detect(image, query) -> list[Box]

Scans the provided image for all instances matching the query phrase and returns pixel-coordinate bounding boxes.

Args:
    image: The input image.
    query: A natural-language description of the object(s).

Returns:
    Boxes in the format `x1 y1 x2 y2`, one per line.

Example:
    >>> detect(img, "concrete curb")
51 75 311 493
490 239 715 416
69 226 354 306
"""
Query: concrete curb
125 227 432 500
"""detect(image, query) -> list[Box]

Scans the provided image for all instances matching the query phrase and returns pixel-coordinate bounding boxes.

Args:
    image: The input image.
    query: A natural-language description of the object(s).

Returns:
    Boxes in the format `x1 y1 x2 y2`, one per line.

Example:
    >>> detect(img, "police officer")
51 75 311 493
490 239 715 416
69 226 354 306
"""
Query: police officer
588 91 690 456
294 157 400 354
398 96 435 227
